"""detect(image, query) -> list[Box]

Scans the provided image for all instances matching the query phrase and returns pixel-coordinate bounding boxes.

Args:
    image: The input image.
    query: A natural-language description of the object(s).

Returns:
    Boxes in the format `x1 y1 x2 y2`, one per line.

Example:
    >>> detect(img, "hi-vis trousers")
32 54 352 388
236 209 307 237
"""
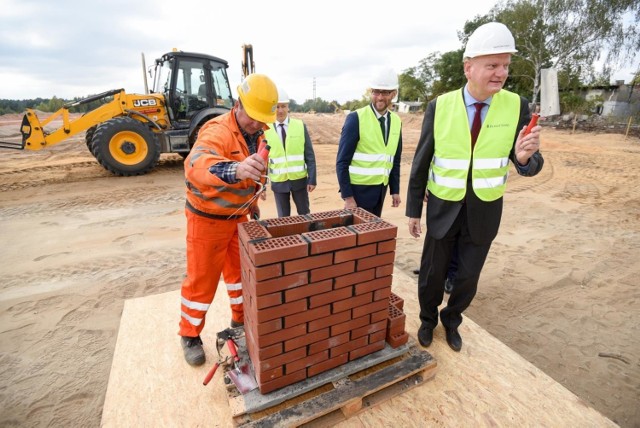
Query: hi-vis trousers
179 209 245 338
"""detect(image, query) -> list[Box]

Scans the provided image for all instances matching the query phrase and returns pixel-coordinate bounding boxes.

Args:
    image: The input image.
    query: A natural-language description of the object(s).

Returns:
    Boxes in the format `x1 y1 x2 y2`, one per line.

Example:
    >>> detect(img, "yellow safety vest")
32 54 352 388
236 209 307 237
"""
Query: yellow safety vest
428 89 519 202
264 119 307 182
348 107 400 186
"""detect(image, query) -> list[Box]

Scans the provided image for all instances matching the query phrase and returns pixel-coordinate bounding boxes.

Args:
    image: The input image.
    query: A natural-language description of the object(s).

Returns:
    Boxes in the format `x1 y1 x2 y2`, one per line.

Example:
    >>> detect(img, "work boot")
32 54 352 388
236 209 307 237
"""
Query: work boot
230 319 244 328
181 335 205 366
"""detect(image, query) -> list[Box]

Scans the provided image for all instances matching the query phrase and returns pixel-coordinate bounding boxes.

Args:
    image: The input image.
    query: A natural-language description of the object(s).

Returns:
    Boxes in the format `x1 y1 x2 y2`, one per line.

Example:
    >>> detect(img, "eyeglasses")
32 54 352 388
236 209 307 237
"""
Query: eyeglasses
371 89 394 96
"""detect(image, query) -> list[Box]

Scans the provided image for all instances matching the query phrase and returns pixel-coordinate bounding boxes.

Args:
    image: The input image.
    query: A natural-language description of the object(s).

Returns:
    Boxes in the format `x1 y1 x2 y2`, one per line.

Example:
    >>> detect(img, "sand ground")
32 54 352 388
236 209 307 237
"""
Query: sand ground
0 112 638 427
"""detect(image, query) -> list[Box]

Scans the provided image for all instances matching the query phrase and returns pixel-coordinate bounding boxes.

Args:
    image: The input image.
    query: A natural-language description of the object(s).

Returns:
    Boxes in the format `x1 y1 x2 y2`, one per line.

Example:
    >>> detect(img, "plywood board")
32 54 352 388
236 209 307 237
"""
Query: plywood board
101 268 616 427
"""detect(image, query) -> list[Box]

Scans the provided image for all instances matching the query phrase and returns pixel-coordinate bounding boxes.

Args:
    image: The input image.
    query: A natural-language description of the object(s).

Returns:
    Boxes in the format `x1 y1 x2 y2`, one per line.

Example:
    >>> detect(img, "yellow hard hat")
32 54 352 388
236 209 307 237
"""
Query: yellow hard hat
237 74 278 123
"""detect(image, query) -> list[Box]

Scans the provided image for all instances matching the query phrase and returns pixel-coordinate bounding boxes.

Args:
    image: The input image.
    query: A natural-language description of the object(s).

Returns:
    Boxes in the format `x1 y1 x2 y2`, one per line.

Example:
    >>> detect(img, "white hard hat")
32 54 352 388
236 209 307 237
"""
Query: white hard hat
277 88 290 104
463 22 517 58
370 68 398 91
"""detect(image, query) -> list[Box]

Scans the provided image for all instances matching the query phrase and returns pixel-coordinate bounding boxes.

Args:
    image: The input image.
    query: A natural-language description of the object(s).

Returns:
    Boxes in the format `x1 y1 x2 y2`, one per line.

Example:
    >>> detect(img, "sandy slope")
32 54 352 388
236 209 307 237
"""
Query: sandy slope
0 112 638 427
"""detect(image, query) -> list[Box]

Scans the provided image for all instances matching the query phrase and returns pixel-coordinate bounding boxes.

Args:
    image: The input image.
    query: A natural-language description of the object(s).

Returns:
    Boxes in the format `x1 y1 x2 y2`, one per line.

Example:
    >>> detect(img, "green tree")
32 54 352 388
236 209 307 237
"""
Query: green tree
489 0 640 105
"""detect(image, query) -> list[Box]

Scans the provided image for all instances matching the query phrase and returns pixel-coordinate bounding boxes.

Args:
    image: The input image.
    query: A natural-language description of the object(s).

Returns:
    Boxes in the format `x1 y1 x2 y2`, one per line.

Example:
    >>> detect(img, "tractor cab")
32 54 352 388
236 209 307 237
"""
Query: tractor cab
152 51 234 126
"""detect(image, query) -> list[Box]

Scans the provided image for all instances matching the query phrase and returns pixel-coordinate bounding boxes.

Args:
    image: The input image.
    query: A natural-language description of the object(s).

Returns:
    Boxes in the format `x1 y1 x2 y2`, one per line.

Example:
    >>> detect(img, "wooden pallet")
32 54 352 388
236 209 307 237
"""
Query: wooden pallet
226 338 437 427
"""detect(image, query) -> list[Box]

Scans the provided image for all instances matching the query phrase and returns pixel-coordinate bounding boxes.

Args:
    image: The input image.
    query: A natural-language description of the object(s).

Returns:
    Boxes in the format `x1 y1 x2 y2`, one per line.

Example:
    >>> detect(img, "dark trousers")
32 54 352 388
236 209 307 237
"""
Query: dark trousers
418 207 491 330
352 184 386 217
274 188 310 217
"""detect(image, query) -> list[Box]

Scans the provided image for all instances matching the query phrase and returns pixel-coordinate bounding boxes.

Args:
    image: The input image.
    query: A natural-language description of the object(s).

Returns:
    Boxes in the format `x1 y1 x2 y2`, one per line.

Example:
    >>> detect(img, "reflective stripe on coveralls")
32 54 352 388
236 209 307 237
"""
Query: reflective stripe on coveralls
427 89 519 202
348 106 400 186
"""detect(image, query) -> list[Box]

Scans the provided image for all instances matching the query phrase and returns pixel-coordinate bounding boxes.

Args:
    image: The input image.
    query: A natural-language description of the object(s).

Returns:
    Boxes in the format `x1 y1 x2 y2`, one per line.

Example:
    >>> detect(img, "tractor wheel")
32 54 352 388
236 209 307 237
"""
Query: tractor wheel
91 117 160 176
85 125 97 155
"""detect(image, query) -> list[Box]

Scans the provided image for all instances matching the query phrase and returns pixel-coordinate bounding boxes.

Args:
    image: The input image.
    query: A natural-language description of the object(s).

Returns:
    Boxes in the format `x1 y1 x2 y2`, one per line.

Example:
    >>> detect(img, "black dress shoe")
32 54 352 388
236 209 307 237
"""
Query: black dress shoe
444 278 453 294
417 326 433 347
444 327 462 352
412 269 420 275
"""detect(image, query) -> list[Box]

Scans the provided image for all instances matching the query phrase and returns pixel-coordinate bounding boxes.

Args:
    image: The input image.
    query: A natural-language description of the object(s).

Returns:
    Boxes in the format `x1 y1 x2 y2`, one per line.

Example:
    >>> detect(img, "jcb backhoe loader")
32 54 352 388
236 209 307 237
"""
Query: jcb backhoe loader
0 50 235 176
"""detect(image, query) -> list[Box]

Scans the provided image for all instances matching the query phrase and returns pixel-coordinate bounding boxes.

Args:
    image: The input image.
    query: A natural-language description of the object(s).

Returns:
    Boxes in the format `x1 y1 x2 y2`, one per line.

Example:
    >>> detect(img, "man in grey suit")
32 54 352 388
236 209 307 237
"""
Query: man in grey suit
406 22 544 352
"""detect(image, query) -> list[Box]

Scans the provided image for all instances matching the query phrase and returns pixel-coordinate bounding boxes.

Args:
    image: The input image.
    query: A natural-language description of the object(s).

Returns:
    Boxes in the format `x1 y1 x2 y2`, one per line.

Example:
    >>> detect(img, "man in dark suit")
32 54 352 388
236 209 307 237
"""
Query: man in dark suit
337 68 402 217
406 22 544 352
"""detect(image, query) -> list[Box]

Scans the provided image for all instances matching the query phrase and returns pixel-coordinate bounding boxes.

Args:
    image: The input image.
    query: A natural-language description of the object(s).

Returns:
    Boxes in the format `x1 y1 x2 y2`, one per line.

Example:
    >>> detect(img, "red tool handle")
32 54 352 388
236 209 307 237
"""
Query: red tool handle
227 339 240 363
523 113 540 136
203 362 220 386
258 143 270 162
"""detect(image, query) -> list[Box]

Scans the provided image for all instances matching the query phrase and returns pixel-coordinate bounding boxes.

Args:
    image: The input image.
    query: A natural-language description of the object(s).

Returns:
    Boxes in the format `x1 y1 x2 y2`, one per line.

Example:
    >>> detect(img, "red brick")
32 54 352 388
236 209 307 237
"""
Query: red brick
352 299 388 319
375 264 394 278
309 286 352 309
255 365 283 385
388 304 407 336
354 275 392 295
386 331 409 348
371 308 388 323
253 272 308 296
249 235 309 266
377 239 397 254
347 220 398 245
256 291 282 309
256 298 307 323
308 310 351 333
373 286 391 301
349 339 386 360
347 207 379 224
351 319 388 340
303 227 357 255
262 215 312 238
331 314 370 336
284 327 330 352
284 279 332 302
252 262 283 281
334 268 375 289
257 346 307 372
307 353 349 378
259 369 307 394
257 342 283 360
332 291 372 313
356 252 396 271
238 221 271 245
334 243 376 263
284 252 333 275
307 210 352 228
311 260 355 282
390 292 404 310
369 328 387 344
285 350 329 375
330 335 368 358
253 317 283 336
284 304 331 328
308 332 350 355
253 323 306 348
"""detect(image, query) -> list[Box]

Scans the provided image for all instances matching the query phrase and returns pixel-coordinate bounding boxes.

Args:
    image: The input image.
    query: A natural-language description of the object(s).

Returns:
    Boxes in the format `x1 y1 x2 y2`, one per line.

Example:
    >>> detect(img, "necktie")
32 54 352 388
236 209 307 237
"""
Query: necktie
471 102 485 146
279 123 287 148
379 115 387 144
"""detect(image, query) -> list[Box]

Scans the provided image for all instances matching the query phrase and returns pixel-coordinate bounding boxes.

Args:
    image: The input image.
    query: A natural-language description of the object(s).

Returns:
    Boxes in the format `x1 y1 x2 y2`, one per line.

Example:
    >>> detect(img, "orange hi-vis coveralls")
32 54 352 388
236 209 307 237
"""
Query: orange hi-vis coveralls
179 107 265 338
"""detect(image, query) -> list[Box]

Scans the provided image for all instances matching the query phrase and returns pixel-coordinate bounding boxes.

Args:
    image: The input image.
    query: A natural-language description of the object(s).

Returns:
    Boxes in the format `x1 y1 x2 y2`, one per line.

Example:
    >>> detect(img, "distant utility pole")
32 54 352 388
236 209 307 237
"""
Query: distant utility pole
313 77 316 100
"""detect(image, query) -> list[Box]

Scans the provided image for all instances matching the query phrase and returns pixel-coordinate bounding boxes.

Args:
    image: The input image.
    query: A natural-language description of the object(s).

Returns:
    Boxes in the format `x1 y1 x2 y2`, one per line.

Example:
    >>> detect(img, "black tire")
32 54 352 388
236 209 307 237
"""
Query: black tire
85 125 97 155
91 117 160 176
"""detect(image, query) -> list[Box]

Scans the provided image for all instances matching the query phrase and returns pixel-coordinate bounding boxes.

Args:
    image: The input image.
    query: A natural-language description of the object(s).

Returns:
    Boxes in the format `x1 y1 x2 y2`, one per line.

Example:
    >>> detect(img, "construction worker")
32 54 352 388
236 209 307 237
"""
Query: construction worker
336 68 402 217
407 22 544 352
264 88 317 217
178 73 278 366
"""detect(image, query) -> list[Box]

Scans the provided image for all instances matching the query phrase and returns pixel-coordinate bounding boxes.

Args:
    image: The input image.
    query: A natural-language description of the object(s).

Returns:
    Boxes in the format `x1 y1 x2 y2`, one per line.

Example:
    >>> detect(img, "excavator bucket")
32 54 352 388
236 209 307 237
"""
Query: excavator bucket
0 114 29 150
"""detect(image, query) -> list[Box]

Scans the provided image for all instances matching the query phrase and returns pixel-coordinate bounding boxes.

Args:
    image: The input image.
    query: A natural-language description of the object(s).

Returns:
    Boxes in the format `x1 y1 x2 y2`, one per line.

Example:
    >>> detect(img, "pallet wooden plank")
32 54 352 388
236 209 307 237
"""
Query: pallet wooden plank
237 345 436 427
229 339 412 416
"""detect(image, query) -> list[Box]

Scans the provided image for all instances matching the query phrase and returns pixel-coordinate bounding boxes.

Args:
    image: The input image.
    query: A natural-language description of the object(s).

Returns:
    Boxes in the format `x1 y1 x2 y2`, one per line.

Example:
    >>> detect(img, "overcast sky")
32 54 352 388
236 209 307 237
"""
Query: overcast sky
0 0 636 104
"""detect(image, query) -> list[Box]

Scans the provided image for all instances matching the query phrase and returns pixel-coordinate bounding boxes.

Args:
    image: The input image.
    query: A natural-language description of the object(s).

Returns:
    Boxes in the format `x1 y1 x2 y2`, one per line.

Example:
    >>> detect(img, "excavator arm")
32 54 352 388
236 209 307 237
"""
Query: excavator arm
1 89 128 151
241 44 255 78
